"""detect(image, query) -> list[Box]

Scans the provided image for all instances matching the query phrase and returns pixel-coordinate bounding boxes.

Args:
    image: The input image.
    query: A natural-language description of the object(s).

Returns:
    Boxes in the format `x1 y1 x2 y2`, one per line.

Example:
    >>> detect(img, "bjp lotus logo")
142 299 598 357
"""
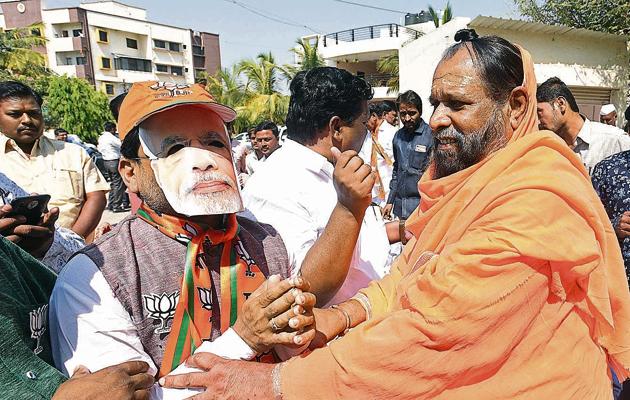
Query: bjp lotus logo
143 291 179 334
197 287 213 310
29 304 48 355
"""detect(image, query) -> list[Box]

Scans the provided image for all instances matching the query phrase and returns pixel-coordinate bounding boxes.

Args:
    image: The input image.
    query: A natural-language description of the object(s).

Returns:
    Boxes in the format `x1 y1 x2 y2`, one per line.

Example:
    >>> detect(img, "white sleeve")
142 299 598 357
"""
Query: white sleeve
49 254 158 377
243 192 319 276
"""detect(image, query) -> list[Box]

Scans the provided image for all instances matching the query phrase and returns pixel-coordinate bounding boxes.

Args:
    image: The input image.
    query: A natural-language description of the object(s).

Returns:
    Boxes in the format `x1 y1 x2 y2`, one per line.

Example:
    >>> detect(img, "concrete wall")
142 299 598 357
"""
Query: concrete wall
400 17 629 122
0 0 42 29
80 1 146 20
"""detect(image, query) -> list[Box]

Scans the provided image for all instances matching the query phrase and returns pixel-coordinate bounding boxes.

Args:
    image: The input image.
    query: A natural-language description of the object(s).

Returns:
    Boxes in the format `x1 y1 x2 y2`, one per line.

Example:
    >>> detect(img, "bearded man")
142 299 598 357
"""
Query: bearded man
161 30 630 399
49 82 317 399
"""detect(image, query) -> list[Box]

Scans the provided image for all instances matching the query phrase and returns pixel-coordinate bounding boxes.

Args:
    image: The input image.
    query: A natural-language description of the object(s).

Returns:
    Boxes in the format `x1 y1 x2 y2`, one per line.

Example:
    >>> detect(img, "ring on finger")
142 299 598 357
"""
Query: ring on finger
270 317 280 332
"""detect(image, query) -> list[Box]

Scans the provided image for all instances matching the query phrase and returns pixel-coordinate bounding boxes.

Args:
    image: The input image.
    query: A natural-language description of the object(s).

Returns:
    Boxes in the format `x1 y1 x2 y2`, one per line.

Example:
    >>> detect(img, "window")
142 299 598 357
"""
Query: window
114 56 151 72
171 66 183 76
126 38 138 49
72 29 83 37
61 30 69 38
156 64 168 73
65 57 73 65
76 57 86 65
104 83 115 95
168 42 181 52
153 39 166 49
101 57 111 69
98 29 108 43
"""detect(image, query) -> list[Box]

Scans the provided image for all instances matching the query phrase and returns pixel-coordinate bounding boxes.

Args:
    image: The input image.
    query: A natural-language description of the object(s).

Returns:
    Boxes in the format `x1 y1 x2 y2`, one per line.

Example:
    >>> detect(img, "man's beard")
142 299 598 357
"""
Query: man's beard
432 108 507 179
165 171 242 216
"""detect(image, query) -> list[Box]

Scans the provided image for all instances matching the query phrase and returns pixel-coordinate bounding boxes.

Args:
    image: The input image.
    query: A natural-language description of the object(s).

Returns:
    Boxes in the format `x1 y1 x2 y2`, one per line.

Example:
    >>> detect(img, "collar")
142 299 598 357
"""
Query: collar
0 133 46 158
282 139 333 179
575 116 592 145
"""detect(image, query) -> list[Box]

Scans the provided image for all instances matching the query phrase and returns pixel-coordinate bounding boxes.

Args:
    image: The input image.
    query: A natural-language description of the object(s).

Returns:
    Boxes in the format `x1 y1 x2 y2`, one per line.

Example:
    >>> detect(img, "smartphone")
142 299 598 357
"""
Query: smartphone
8 194 51 225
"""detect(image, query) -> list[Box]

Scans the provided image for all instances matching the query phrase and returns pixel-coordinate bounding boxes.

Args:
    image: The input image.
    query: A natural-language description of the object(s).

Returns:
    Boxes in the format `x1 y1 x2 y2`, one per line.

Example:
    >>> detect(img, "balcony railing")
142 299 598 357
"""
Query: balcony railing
360 72 395 87
323 24 421 47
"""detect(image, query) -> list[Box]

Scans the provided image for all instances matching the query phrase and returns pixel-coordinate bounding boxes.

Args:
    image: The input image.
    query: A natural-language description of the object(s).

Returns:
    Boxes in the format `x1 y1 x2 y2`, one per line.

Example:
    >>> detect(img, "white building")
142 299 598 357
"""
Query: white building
400 16 629 124
0 0 222 98
306 15 629 126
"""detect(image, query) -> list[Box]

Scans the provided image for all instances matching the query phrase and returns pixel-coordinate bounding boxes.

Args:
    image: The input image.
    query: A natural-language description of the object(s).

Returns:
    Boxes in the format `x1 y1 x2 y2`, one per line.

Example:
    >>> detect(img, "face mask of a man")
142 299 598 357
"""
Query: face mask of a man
139 127 243 217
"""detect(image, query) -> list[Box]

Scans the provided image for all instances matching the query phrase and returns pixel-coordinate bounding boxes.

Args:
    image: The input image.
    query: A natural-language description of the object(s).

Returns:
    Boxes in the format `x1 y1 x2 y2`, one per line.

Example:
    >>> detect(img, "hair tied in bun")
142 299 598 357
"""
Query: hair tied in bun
454 29 479 43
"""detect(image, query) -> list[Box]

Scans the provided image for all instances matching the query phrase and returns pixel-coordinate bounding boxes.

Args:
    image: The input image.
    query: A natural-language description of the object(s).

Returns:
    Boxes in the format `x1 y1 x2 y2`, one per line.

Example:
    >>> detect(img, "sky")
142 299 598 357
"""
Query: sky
45 0 523 68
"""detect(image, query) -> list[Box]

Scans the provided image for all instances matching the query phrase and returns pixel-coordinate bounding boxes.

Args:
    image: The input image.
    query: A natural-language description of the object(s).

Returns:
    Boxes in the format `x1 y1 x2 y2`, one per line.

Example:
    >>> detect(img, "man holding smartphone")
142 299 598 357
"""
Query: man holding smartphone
0 171 84 272
0 81 110 239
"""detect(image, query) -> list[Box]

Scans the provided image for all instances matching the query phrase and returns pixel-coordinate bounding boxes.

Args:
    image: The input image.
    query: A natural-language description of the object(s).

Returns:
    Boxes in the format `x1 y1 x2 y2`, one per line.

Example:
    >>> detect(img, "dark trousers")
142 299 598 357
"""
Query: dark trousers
103 159 128 209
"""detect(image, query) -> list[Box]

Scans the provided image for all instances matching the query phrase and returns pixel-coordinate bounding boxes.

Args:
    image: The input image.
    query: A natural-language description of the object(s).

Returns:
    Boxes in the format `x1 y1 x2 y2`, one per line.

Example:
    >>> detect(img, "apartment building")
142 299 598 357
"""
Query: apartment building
0 0 222 97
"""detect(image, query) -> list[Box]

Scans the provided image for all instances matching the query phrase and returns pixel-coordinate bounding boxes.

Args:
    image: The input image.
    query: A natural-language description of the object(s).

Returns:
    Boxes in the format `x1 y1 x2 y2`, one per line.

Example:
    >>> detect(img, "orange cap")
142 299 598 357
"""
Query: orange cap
117 81 236 140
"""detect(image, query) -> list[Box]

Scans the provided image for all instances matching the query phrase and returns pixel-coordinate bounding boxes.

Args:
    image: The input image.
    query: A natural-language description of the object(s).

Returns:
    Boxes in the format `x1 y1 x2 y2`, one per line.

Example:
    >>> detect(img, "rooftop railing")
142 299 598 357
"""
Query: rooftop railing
322 24 421 47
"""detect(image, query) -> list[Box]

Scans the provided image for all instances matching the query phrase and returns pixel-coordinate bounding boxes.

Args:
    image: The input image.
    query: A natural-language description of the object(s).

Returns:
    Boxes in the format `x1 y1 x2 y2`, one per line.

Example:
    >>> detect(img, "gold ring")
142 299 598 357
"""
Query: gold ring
270 317 280 332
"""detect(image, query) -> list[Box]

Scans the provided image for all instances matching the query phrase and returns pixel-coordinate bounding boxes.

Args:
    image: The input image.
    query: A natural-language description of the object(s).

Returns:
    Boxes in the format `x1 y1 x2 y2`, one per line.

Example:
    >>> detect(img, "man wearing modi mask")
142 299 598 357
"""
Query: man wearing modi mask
48 81 319 399
160 30 630 399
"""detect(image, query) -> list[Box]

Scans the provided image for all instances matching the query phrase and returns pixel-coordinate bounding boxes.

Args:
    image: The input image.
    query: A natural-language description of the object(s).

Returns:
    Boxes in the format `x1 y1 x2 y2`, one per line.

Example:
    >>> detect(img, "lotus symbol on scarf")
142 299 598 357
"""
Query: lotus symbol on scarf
29 304 48 355
197 287 213 310
143 291 180 334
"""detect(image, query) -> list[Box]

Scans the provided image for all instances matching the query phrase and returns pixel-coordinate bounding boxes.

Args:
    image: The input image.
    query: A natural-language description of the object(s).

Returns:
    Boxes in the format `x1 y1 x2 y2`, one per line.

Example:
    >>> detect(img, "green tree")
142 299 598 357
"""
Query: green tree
0 24 48 79
45 75 113 143
428 2 453 28
205 66 250 134
514 0 630 35
290 37 325 72
377 53 399 94
237 52 290 126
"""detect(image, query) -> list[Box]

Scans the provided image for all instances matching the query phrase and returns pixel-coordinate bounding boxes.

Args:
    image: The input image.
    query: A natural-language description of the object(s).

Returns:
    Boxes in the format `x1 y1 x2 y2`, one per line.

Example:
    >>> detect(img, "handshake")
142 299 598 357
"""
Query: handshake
232 274 316 354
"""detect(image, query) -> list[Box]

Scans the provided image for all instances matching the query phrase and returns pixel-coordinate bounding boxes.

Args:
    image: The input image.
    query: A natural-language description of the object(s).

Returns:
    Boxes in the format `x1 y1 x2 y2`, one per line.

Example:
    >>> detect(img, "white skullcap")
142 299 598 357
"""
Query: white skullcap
600 104 616 115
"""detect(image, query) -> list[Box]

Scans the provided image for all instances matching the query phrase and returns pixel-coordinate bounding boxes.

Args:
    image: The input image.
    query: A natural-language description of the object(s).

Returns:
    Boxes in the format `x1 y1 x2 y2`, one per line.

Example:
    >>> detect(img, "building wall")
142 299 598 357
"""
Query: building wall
0 0 43 29
399 17 629 122
201 32 221 77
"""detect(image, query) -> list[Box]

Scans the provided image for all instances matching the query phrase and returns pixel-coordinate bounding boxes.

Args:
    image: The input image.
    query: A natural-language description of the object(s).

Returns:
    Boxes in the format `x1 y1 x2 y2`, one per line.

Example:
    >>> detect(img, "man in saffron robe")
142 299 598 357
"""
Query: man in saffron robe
161 30 630 399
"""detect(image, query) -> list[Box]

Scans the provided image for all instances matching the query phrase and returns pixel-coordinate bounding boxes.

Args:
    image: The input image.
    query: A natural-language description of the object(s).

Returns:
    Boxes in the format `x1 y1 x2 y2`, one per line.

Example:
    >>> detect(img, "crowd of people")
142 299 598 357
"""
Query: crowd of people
0 28 629 399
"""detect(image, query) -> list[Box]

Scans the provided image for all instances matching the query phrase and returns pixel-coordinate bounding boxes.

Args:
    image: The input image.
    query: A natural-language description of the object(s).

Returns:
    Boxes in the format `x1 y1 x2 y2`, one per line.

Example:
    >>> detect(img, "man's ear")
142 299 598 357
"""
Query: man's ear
329 116 343 142
119 158 140 194
508 86 528 131
556 97 569 115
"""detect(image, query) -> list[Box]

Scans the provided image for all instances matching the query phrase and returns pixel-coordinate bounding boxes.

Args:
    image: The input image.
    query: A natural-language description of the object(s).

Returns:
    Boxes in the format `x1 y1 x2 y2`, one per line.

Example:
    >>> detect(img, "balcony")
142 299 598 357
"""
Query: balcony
318 24 421 61
323 24 421 47
361 72 395 88
50 36 86 52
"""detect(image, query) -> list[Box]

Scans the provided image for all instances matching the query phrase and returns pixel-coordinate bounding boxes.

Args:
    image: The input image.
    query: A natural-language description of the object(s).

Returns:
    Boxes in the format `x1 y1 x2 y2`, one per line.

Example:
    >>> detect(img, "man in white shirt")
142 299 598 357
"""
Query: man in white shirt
244 67 404 307
49 81 316 399
600 104 617 127
536 77 630 174
98 121 129 212
360 101 397 206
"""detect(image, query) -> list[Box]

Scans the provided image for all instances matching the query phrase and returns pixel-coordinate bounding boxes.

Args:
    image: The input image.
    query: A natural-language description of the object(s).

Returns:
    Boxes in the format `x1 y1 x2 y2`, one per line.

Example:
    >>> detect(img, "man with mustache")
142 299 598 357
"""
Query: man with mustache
49 82 318 399
0 81 110 238
536 77 629 174
383 90 433 221
161 30 630 399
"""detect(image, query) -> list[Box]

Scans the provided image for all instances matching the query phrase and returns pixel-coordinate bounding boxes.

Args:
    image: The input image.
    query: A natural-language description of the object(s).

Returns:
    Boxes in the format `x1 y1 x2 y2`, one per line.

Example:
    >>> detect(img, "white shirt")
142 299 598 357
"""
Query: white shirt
245 151 265 175
97 131 122 161
49 254 256 399
573 118 630 174
360 122 397 206
243 139 391 306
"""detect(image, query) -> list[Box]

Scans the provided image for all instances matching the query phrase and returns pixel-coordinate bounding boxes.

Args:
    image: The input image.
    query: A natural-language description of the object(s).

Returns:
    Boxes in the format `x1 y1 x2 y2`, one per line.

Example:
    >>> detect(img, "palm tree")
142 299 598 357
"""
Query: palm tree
205 66 251 134
428 2 453 28
291 37 325 72
377 53 399 94
237 52 290 125
0 24 47 78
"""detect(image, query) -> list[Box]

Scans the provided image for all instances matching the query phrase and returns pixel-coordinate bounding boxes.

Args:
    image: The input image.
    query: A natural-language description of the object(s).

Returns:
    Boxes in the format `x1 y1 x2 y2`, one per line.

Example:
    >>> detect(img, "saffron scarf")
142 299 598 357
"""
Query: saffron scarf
136 204 267 376
280 45 630 399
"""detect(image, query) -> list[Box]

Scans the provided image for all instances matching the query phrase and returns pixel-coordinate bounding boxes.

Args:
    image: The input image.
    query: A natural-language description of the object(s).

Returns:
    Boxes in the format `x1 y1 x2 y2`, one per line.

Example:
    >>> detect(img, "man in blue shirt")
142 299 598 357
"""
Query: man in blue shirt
383 90 433 220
